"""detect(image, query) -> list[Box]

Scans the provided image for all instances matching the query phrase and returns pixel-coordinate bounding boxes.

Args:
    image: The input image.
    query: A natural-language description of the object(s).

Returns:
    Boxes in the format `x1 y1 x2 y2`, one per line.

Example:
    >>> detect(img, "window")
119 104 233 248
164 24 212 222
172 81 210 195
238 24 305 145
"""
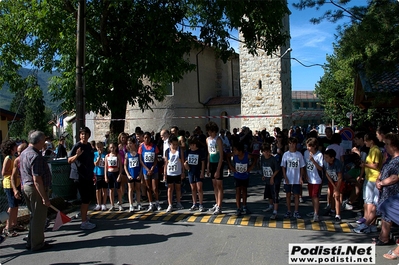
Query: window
165 82 174 96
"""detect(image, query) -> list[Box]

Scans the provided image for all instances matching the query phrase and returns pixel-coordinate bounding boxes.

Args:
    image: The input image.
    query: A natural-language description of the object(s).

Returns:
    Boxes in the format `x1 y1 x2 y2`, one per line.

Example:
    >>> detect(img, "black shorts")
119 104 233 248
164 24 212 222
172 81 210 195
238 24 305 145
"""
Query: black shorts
128 178 140 184
95 178 108 190
76 177 95 204
107 171 121 189
209 162 224 180
234 178 249 188
166 175 182 185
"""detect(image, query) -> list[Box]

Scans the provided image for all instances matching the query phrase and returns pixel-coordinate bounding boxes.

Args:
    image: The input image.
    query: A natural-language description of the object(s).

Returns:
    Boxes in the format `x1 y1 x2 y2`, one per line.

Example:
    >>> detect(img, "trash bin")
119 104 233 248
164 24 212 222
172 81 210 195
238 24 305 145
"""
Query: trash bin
49 159 77 200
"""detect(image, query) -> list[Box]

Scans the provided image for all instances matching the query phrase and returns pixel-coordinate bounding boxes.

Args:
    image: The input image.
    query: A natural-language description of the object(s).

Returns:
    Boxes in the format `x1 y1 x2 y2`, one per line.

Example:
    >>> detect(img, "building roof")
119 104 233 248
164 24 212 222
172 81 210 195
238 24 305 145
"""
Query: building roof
354 66 399 109
205 96 241 106
292 91 319 101
0 108 23 121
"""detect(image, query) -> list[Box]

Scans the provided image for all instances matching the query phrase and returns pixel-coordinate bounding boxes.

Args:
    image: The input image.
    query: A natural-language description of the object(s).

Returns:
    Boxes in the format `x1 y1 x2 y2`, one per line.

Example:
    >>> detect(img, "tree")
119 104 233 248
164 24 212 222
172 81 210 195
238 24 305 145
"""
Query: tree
296 0 399 127
0 0 290 135
293 0 399 76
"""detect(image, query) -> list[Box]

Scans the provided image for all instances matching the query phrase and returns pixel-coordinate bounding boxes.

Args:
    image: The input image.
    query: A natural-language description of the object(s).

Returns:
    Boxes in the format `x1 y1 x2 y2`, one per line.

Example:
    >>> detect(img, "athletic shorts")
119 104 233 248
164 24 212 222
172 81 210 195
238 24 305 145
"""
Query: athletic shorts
166 175 182 185
107 171 121 189
363 179 379 205
209 162 224 180
188 173 203 184
308 183 321 198
284 184 301 195
95 178 108 190
328 181 345 194
264 179 279 203
76 177 95 204
234 178 249 188
127 177 140 184
144 172 159 180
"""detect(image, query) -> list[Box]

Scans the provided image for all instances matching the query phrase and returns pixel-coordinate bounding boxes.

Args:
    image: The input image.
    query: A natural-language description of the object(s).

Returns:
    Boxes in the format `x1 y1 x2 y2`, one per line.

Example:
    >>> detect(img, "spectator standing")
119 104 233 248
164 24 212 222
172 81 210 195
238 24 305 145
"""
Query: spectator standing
20 131 53 250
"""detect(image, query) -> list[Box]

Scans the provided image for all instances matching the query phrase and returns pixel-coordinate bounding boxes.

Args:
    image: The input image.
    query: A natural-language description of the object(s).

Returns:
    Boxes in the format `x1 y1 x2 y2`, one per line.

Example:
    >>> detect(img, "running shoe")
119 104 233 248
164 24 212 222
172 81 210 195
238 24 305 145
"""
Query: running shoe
94 204 101 211
236 208 242 216
156 203 162 211
208 204 217 212
334 216 342 224
242 206 251 215
353 223 369 233
213 207 222 215
80 221 96 230
166 205 173 213
118 204 124 211
312 214 319 222
137 204 143 211
176 202 184 210
189 205 198 211
270 213 277 220
101 204 107 211
129 205 134 212
306 212 314 217
293 211 302 219
284 211 292 219
109 205 116 211
146 204 154 212
199 205 205 212
344 203 354 210
356 217 366 224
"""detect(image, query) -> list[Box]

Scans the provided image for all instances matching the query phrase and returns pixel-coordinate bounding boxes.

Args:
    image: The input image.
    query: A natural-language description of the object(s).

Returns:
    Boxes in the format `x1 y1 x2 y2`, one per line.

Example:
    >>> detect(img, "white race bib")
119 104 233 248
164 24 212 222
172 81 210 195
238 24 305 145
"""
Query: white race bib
262 166 273 177
144 152 155 163
107 156 117 167
128 157 139 168
235 163 248 173
188 154 199 165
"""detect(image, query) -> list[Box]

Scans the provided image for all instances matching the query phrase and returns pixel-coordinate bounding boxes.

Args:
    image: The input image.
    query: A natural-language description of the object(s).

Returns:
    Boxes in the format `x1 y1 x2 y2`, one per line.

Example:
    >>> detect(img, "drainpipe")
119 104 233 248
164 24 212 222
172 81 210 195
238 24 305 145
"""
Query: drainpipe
196 48 210 121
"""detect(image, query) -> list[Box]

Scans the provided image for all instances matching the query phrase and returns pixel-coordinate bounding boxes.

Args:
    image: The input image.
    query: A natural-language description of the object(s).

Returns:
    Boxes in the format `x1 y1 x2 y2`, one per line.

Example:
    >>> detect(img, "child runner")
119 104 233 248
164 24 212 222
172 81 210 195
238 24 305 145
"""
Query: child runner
138 131 161 212
105 142 123 211
260 143 280 220
93 142 107 211
125 137 143 212
304 138 324 222
228 142 258 215
184 136 206 212
281 137 305 219
164 136 185 212
206 121 224 215
323 149 344 223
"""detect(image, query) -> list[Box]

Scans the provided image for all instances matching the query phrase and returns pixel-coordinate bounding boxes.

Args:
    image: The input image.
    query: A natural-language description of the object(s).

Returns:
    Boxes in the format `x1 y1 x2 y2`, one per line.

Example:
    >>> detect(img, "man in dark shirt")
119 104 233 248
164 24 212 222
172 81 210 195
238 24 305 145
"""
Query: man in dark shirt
20 130 52 251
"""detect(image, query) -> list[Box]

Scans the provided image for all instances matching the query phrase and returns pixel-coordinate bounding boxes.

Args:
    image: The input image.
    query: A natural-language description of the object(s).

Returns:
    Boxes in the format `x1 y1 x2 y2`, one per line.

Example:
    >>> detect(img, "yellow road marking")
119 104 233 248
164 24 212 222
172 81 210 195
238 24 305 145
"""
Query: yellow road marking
283 219 291 229
254 216 263 227
297 219 305 230
213 214 226 224
227 215 237 225
127 213 141 220
240 215 250 226
106 213 118 219
175 214 187 221
269 219 277 228
200 215 211 223
151 212 167 221
139 213 153 220
340 223 351 233
162 213 175 221
324 221 336 232
311 221 321 231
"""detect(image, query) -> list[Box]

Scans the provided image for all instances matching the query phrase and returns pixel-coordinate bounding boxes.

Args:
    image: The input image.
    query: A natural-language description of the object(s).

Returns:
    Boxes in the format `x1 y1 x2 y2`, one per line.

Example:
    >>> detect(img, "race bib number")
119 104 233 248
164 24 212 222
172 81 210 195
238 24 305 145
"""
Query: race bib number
128 157 139 168
107 156 117 167
99 157 105 167
327 170 338 181
168 163 177 173
144 152 155 163
188 154 199 165
235 163 248 173
306 161 314 171
209 144 217 154
288 159 299 168
263 166 273 177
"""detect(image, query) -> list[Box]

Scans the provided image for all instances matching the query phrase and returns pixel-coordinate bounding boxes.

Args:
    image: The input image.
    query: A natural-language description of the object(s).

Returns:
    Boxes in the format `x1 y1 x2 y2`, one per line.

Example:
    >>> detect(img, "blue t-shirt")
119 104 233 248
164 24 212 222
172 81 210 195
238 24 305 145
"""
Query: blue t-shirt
233 152 250 180
93 151 106 178
126 152 141 179
323 158 342 182
186 149 206 177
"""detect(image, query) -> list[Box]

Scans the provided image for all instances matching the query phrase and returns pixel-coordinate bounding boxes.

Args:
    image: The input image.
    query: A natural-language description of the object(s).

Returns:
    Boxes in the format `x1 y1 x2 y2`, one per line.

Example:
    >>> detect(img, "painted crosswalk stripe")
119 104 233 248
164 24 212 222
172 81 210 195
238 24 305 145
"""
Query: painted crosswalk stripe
227 215 237 225
240 215 250 226
254 216 263 227
213 214 226 224
200 215 211 223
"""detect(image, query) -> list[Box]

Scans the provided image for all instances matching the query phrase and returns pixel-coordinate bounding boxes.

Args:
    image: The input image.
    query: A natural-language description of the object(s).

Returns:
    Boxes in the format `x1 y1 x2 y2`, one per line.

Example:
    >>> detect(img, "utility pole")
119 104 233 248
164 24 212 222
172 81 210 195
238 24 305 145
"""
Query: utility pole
75 0 86 142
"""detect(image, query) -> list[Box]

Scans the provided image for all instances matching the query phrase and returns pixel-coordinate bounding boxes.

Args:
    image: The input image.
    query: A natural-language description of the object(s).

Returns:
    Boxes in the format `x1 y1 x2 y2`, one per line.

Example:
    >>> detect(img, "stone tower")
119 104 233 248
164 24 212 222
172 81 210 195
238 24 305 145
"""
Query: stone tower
239 15 292 132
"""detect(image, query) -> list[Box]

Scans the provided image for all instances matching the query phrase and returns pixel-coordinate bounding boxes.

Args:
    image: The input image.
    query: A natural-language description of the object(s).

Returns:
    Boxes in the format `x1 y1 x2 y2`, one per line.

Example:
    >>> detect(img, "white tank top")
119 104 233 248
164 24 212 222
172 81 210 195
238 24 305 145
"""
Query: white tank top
166 148 182 176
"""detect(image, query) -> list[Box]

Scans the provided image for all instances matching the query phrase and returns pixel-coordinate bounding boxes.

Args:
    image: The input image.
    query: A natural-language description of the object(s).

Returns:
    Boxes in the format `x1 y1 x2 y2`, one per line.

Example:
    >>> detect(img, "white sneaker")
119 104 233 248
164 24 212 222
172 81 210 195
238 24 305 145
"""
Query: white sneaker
312 214 319 222
156 203 162 211
101 204 107 211
94 204 101 211
118 205 124 211
166 205 173 213
80 221 96 230
137 204 143 211
129 205 134 212
208 204 217 212
109 205 116 211
199 205 205 212
146 204 154 212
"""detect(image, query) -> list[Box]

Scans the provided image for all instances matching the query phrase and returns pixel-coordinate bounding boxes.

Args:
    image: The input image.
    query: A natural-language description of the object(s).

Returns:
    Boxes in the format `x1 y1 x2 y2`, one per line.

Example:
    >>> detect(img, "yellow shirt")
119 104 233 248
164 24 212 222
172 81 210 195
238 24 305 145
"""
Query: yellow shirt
365 145 383 182
2 155 16 189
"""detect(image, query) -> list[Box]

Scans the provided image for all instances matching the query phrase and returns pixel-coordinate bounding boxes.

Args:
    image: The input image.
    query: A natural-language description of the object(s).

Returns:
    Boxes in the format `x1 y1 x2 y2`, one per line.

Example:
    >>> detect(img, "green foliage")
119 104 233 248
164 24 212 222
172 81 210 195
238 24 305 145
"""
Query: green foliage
0 0 289 136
